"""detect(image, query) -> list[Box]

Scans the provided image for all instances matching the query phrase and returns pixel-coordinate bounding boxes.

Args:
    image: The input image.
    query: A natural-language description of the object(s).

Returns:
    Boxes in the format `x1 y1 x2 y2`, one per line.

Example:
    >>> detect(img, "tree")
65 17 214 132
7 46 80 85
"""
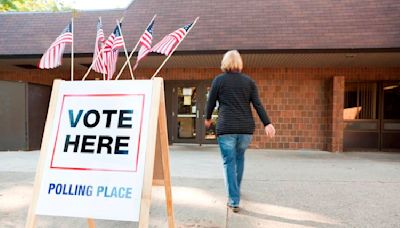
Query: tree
0 0 70 12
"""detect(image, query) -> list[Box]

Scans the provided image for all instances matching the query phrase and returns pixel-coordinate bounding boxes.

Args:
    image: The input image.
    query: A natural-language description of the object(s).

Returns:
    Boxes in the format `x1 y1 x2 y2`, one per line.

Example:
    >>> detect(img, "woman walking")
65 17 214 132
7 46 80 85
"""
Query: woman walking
205 50 275 213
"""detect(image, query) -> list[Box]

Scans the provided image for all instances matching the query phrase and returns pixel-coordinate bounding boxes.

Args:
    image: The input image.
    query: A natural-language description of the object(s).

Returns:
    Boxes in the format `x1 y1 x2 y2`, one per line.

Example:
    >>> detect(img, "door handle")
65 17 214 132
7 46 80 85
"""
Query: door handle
196 110 199 118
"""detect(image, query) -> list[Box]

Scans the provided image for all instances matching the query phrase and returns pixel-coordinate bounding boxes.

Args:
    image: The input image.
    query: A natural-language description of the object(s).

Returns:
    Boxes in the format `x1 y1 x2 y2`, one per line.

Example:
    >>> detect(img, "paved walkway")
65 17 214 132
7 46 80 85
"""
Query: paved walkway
1 145 400 227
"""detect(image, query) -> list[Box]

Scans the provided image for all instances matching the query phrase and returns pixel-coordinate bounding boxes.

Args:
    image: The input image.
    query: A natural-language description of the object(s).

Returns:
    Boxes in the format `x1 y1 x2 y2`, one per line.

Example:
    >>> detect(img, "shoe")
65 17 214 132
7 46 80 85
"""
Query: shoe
227 204 240 213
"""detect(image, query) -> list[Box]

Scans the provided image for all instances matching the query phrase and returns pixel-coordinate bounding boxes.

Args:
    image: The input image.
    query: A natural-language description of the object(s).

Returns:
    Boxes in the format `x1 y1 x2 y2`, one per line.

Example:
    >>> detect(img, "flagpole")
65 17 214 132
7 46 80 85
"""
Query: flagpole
151 17 199 79
116 19 135 80
115 14 156 80
71 17 74 81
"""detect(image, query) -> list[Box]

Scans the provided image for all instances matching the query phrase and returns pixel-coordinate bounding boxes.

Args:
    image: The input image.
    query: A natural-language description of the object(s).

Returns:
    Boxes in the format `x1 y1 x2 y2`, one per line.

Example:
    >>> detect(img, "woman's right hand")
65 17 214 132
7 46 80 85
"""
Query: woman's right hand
265 124 276 138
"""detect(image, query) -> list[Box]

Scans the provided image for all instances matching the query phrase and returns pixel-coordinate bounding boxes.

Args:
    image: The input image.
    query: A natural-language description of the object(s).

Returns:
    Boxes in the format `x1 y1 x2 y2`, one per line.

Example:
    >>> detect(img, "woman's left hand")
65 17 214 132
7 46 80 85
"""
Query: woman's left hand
204 119 213 128
265 124 276 138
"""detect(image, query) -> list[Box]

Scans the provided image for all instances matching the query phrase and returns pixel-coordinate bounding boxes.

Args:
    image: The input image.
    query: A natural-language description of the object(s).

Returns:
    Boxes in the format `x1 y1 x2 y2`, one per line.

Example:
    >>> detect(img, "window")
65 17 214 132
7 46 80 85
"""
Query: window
344 82 378 120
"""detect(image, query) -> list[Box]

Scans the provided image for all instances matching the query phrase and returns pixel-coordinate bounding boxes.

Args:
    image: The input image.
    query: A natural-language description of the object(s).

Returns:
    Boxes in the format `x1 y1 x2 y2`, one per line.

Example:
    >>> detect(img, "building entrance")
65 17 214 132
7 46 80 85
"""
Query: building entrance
165 80 218 145
344 81 400 151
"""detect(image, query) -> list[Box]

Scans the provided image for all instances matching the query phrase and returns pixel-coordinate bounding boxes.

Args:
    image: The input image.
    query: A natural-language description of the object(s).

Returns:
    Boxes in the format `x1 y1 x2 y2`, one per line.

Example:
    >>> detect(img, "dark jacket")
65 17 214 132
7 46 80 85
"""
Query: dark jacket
206 72 271 135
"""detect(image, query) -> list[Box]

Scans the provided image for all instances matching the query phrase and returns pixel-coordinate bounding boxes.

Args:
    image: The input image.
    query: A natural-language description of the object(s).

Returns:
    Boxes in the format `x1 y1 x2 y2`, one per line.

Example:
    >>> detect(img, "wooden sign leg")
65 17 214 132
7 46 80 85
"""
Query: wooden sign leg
152 81 175 227
87 218 96 228
139 78 174 227
158 89 175 228
26 80 62 228
138 78 162 228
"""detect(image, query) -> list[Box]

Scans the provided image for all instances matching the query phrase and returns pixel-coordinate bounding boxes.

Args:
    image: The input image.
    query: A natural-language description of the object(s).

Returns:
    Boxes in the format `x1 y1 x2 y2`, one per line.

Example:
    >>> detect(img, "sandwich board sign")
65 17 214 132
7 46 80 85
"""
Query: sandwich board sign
26 78 174 228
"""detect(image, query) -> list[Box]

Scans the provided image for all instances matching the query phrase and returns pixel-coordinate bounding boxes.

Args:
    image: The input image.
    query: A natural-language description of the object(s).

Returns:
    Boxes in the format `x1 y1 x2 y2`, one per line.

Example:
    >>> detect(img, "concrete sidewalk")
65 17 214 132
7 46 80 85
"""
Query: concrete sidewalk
1 145 400 227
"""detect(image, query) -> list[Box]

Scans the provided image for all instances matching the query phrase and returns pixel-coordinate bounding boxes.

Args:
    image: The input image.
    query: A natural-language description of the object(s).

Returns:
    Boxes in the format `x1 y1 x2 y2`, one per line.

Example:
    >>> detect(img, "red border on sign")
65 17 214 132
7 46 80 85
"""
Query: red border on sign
50 94 146 172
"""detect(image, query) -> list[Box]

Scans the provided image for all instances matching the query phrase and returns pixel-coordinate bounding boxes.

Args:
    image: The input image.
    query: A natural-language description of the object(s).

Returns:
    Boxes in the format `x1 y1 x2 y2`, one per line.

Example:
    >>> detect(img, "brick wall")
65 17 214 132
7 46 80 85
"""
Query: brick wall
1 66 400 151
120 67 400 151
252 71 330 150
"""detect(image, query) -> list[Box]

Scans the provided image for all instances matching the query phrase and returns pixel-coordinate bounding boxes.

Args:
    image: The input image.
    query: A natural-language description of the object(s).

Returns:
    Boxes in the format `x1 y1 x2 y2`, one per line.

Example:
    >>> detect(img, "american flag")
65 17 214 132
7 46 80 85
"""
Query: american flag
38 22 73 69
151 22 192 56
133 19 155 70
91 18 106 74
103 23 125 80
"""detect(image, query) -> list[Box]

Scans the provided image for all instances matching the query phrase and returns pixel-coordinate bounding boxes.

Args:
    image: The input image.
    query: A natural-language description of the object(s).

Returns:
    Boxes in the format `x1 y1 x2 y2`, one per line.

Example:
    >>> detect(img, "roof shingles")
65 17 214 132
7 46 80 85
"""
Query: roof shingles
0 0 399 55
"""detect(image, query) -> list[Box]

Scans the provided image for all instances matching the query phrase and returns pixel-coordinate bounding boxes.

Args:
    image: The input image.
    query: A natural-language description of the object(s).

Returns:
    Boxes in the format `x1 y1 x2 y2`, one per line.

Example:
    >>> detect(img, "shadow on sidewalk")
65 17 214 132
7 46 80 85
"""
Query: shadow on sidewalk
237 208 340 228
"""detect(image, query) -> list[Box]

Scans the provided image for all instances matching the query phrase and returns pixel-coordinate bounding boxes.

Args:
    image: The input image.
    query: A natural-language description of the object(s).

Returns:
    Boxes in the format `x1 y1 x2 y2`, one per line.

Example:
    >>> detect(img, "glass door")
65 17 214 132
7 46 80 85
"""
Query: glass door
380 81 400 151
343 81 400 151
165 81 217 145
176 85 198 142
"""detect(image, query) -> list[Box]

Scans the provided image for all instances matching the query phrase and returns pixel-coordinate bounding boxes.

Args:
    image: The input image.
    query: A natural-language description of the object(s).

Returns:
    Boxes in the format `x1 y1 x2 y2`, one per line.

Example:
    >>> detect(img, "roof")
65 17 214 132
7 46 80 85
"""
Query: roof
1 0 400 55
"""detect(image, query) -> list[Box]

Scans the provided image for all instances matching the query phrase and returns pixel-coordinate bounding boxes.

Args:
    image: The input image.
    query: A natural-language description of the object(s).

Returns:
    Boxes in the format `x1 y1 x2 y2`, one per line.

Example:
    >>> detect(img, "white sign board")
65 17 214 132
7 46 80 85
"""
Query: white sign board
36 80 153 221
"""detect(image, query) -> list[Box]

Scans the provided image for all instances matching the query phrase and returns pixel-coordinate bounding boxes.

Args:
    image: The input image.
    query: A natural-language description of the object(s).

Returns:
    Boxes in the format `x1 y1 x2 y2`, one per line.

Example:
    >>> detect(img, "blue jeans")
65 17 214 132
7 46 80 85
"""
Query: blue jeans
217 134 252 207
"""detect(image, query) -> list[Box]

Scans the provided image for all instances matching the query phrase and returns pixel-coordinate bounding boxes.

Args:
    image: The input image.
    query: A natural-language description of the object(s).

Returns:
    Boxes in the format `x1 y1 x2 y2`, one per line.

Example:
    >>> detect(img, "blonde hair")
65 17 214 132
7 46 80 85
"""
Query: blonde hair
221 50 243 73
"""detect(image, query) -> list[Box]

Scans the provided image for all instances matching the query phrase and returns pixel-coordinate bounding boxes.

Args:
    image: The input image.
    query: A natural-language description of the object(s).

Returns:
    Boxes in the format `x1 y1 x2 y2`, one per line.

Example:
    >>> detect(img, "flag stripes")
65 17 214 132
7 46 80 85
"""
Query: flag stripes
151 23 192 56
137 30 152 60
38 22 72 69
92 19 106 74
133 18 155 70
104 51 119 80
103 24 124 79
